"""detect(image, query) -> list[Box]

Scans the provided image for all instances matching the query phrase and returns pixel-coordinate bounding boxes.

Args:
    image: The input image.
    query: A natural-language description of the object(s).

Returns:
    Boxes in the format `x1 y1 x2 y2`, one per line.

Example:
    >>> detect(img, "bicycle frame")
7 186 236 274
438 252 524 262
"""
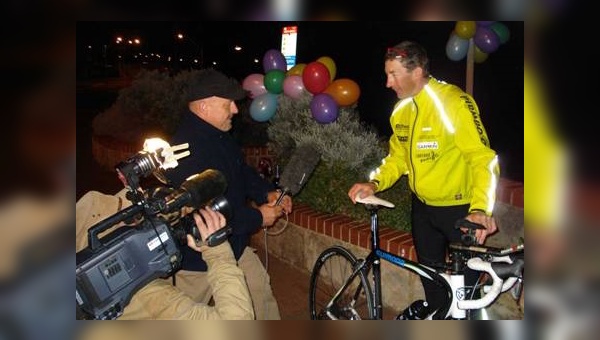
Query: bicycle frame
312 197 524 320
363 206 457 319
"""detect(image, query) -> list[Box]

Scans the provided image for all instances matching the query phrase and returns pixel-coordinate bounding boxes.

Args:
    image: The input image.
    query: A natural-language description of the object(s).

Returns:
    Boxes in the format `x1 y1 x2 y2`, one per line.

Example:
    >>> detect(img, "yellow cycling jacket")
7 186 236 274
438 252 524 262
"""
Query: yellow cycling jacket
371 77 499 215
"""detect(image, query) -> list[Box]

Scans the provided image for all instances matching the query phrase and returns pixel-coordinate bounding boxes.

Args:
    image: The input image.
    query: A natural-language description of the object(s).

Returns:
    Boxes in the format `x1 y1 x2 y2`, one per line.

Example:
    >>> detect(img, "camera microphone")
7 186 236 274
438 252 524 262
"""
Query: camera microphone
275 144 321 205
164 169 227 213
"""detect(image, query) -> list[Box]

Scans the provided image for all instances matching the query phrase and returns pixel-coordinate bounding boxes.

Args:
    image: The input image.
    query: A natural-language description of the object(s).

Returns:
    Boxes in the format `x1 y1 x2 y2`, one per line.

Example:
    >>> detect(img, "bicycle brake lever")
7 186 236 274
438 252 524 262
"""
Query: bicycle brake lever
454 219 485 230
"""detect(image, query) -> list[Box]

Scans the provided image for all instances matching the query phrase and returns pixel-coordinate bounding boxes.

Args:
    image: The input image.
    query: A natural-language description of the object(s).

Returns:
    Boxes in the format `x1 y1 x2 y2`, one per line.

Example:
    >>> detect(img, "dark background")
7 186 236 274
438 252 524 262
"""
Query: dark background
77 21 523 181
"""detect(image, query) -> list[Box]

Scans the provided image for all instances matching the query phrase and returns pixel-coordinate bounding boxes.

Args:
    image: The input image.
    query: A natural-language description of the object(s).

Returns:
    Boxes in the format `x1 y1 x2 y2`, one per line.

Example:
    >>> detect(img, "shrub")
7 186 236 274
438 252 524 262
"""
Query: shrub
92 69 214 142
267 95 412 231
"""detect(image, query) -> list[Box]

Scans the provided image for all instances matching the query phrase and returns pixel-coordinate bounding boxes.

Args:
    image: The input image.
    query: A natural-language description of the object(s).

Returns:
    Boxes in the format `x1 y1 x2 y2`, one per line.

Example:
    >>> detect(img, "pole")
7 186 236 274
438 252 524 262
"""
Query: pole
466 38 475 96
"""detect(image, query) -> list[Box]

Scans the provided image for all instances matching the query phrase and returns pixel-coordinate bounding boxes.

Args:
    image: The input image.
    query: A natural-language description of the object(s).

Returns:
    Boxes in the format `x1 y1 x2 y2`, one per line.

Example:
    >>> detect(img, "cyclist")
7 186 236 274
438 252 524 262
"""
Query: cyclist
348 40 499 318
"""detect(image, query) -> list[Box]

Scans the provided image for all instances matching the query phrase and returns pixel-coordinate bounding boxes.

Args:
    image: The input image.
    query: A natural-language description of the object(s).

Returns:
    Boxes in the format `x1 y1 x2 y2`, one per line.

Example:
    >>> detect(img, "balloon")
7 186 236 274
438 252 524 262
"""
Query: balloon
286 63 306 77
242 73 267 99
310 93 339 124
454 21 477 39
474 46 489 63
249 93 278 122
474 26 500 54
262 49 287 72
445 32 469 61
477 21 495 26
316 56 337 81
283 75 306 99
323 78 360 106
302 61 331 94
490 22 510 44
264 69 285 94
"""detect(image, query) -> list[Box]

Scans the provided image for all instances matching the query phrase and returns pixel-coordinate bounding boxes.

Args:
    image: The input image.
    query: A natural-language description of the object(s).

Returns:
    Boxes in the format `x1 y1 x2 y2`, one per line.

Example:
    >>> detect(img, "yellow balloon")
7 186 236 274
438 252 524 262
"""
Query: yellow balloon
454 21 477 39
474 46 489 63
316 56 336 81
286 63 306 77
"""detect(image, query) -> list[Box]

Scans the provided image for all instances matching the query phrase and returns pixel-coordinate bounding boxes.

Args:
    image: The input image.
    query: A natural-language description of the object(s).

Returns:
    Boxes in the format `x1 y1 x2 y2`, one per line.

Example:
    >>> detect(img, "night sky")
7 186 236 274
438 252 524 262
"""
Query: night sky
77 21 523 181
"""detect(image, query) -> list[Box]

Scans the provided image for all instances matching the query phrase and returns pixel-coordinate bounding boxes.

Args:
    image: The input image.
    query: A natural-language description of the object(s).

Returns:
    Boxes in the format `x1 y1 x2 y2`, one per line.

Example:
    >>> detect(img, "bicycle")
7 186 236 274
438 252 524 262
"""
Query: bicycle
308 194 524 320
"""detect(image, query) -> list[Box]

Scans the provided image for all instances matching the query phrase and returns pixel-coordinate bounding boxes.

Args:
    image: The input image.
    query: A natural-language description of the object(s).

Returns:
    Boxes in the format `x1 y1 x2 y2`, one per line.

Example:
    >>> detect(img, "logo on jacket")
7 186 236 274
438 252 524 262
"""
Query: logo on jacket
416 151 439 163
395 123 410 131
416 141 438 150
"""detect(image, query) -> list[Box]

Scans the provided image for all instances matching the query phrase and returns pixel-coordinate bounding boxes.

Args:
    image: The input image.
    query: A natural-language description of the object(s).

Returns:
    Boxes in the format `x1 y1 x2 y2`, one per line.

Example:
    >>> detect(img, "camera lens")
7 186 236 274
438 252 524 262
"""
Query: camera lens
209 196 231 220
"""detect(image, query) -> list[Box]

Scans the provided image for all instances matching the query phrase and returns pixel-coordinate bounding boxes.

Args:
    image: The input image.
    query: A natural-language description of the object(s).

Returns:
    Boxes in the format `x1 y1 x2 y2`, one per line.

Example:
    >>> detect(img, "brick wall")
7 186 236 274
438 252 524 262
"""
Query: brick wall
243 145 524 261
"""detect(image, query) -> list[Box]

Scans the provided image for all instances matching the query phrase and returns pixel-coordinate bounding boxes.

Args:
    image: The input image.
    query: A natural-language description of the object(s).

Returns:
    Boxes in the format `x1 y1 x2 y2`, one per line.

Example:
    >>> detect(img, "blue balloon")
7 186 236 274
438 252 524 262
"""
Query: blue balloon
262 49 287 73
445 32 469 61
310 93 339 124
249 93 278 122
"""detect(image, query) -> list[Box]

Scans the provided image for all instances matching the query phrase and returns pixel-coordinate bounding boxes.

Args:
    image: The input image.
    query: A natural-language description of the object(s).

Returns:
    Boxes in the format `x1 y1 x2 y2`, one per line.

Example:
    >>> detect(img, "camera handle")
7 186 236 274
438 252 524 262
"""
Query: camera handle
87 204 143 251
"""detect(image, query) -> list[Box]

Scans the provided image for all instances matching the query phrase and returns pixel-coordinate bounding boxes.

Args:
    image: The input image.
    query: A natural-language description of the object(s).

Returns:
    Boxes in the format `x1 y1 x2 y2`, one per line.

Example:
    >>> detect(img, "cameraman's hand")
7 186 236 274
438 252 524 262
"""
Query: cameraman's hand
186 207 226 252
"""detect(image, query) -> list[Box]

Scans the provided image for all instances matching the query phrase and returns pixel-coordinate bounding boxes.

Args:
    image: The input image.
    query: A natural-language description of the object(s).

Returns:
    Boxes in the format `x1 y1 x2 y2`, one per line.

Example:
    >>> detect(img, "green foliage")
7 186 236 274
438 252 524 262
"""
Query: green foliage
268 95 412 231
296 161 412 231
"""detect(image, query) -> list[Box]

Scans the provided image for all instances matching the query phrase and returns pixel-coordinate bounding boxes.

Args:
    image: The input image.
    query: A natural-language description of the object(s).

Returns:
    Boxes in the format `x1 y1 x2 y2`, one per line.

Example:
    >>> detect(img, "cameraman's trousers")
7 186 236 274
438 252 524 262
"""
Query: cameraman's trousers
174 246 281 320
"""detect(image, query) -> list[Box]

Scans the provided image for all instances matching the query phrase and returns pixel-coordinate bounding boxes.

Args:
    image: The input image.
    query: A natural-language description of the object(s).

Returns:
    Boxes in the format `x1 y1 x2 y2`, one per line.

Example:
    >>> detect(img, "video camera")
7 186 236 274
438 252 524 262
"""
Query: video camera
76 138 231 320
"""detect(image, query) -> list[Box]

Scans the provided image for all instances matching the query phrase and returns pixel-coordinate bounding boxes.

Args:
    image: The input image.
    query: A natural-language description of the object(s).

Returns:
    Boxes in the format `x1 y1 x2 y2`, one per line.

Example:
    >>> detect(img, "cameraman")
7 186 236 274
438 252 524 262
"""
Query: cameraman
76 189 254 320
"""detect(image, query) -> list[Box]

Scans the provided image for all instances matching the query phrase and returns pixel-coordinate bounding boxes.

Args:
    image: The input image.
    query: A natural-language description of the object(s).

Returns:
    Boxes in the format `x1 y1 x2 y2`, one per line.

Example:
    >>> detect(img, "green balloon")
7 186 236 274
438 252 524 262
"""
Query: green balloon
264 69 285 94
490 22 510 44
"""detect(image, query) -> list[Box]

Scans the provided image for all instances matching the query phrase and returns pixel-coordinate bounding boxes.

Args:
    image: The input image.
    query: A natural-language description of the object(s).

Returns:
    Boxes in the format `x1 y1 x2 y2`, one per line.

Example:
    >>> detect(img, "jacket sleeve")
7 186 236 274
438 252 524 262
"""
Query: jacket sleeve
453 93 500 215
242 162 275 204
123 242 254 320
227 162 274 235
371 121 408 192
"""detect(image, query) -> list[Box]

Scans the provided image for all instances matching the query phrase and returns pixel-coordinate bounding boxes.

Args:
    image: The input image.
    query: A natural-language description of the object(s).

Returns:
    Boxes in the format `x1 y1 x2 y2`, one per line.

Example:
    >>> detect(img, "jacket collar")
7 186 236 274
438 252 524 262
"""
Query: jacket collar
183 109 226 138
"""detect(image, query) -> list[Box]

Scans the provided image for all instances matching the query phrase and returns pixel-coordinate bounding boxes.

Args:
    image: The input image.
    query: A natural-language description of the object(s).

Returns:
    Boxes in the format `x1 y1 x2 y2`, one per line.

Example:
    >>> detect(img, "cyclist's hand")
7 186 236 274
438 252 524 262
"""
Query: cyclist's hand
464 212 498 244
348 182 376 204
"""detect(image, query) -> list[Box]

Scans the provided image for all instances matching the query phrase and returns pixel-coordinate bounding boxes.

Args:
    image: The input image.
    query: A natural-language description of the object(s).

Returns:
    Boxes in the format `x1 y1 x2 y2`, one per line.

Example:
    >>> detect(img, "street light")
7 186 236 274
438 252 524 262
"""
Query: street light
175 32 203 68
112 35 143 77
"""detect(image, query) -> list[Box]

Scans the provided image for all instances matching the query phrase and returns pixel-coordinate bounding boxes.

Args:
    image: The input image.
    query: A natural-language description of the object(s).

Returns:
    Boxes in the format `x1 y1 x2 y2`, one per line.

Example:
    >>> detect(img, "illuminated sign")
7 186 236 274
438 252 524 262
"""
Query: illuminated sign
281 26 298 70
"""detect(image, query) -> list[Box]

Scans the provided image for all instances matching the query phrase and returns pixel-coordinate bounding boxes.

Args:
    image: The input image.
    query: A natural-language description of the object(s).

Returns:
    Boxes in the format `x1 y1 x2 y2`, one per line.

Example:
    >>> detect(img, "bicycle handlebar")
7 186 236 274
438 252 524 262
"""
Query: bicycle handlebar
457 255 524 310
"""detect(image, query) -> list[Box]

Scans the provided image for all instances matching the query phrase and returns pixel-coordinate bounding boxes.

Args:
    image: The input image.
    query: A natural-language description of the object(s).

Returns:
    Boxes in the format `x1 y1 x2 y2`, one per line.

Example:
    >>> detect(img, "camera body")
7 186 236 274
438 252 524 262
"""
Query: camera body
76 215 181 319
76 141 228 320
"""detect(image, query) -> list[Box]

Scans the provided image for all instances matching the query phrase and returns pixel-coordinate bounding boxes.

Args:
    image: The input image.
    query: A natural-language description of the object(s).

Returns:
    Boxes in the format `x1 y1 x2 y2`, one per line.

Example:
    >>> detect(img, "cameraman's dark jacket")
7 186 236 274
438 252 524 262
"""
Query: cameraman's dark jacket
166 111 274 271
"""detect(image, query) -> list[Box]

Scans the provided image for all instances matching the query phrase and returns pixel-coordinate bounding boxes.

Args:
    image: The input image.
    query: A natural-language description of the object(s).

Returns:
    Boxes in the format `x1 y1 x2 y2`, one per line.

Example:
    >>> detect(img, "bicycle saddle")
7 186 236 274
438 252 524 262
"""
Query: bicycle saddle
355 195 395 208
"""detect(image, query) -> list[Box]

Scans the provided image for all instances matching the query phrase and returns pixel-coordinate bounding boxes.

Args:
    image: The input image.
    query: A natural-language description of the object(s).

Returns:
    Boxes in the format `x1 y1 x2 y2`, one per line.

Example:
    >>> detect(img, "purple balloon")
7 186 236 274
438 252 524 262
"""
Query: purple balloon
262 49 287 73
474 27 500 54
477 21 495 26
283 75 305 99
242 73 267 99
310 93 339 124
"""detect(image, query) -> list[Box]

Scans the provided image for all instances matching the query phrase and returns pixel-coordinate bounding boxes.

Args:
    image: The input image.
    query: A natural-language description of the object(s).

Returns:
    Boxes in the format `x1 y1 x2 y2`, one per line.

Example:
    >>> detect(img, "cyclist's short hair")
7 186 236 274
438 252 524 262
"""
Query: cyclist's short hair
385 41 430 77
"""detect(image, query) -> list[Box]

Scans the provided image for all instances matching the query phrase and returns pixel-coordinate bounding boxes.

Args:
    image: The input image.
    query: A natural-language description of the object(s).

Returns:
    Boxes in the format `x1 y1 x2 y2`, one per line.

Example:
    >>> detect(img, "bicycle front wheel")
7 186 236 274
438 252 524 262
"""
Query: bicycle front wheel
309 246 374 320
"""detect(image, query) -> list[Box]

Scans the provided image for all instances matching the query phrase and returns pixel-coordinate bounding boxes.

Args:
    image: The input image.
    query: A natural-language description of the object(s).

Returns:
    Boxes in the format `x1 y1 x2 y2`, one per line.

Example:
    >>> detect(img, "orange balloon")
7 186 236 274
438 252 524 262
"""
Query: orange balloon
323 78 360 107
316 56 336 81
286 63 306 77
